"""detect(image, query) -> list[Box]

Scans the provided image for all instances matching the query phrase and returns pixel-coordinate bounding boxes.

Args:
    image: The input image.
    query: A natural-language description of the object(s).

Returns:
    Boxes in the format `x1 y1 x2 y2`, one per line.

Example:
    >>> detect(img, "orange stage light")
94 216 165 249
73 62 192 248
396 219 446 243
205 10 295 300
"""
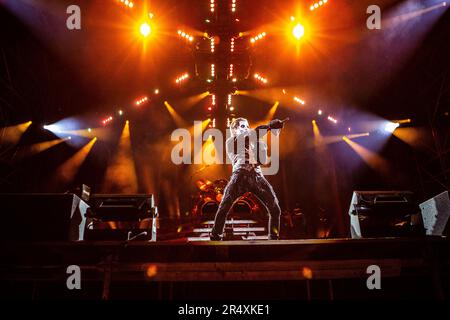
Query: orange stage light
140 22 151 37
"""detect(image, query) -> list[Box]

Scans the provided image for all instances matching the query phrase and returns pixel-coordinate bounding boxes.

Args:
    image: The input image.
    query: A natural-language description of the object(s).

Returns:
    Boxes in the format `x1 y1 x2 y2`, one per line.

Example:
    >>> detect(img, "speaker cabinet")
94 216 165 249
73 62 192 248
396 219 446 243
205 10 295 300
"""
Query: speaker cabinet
419 191 450 236
0 193 88 242
348 191 422 238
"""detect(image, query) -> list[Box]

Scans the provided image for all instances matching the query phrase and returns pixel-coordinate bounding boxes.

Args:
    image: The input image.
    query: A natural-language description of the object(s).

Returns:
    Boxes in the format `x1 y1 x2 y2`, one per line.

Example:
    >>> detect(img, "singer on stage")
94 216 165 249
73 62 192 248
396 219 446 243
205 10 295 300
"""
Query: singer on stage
210 117 285 241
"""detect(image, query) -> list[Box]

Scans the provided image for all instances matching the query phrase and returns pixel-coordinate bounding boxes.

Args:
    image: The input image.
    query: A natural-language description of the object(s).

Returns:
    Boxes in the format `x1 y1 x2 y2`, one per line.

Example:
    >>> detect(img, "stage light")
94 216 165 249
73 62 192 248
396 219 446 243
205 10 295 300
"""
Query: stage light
385 122 400 133
264 101 279 122
154 89 159 94
394 119 411 124
210 37 215 53
310 0 329 11
43 124 62 133
231 0 237 12
135 96 149 106
17 138 67 159
178 30 194 42
118 110 123 116
140 22 151 38
293 23 305 40
1 121 32 145
211 94 216 106
229 64 234 77
103 121 138 193
175 73 189 84
57 137 97 184
346 133 370 139
230 38 235 52
164 101 186 127
294 97 306 105
228 94 232 105
250 32 267 44
327 116 338 124
119 0 134 9
210 0 215 13
102 116 114 125
229 106 235 111
88 128 92 133
211 64 215 77
318 110 323 115
343 137 390 176
254 73 268 84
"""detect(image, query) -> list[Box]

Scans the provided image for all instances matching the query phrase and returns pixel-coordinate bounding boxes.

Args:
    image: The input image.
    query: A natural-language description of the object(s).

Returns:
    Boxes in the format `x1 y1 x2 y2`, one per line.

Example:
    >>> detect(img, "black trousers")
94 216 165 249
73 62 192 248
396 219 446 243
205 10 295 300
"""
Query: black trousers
211 169 281 238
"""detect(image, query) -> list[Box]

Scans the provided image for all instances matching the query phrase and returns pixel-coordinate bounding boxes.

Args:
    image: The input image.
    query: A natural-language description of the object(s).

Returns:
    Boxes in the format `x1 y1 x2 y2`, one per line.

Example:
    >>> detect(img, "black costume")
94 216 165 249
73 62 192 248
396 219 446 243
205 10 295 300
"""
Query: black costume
210 119 283 240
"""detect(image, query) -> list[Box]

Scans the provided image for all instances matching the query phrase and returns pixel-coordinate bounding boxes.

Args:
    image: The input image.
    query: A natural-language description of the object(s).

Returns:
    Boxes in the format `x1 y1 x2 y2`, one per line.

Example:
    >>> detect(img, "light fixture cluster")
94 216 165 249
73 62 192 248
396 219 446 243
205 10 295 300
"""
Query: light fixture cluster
177 30 194 42
102 116 114 125
327 116 338 124
135 96 149 106
310 0 328 11
231 0 237 12
119 0 134 9
210 0 215 13
210 37 215 53
230 38 235 52
175 73 189 84
315 109 339 125
254 73 268 84
294 97 306 105
250 32 266 44
211 64 215 77
229 64 234 78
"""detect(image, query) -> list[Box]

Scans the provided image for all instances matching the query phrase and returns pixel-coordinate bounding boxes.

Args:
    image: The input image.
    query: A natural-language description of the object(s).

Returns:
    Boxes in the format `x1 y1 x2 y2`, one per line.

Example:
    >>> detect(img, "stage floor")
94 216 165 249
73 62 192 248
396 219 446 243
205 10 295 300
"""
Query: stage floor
1 237 449 299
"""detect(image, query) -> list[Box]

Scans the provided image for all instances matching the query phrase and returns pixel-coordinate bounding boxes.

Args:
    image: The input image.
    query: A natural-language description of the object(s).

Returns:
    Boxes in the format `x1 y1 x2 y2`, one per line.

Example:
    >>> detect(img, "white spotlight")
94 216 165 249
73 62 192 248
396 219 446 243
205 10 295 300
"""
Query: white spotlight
384 122 400 133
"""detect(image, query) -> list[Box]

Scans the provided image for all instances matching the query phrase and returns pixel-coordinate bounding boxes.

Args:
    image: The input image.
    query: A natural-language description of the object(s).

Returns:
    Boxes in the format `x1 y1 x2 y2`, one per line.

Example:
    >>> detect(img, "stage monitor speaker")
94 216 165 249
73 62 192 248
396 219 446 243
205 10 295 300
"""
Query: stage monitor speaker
348 191 422 239
86 194 157 241
419 191 450 236
0 193 88 242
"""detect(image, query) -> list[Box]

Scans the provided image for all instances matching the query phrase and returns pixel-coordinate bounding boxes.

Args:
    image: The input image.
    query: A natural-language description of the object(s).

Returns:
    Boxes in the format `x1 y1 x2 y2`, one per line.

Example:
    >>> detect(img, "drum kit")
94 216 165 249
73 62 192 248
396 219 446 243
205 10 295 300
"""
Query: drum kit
191 178 260 220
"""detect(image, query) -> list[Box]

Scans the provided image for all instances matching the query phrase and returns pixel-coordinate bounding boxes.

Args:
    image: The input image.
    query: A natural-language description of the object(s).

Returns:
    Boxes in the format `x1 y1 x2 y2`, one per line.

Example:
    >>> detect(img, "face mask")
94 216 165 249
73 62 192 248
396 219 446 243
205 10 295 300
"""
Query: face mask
234 120 250 136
